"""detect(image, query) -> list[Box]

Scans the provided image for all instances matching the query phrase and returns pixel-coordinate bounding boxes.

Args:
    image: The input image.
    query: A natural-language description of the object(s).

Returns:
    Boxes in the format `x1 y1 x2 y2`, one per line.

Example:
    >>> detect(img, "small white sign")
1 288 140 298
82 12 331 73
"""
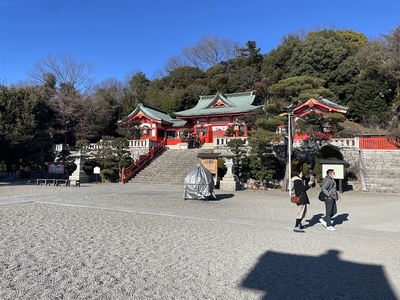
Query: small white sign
93 166 101 174
322 164 344 180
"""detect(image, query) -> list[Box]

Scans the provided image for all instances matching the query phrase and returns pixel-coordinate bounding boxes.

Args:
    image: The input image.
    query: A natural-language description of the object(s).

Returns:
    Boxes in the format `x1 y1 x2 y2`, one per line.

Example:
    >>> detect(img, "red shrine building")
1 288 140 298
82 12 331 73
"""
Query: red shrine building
124 91 264 146
277 97 349 145
289 97 348 117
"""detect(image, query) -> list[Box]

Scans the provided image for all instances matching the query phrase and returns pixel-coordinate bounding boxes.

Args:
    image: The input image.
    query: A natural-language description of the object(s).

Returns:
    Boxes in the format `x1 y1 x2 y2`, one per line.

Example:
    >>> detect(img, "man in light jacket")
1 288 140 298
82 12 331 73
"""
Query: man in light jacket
319 169 342 231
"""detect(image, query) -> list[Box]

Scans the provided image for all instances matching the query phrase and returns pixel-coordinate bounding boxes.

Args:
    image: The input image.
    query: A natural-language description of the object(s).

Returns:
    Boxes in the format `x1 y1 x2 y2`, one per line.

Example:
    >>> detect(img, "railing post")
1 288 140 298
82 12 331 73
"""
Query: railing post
120 168 125 184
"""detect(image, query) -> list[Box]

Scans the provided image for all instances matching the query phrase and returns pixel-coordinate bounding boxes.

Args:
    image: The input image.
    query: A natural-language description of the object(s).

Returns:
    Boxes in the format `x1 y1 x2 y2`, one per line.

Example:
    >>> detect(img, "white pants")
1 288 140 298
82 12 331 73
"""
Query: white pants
296 204 307 219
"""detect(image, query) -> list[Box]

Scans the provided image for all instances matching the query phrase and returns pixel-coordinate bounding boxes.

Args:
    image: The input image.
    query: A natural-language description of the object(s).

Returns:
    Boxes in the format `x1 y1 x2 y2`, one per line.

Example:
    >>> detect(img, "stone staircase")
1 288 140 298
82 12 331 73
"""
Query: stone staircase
361 150 400 193
128 148 211 185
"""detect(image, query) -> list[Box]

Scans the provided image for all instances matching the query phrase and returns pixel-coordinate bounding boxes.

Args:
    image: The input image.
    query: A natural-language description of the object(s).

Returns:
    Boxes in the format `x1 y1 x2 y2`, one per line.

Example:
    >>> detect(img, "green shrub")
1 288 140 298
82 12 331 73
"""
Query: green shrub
100 169 117 182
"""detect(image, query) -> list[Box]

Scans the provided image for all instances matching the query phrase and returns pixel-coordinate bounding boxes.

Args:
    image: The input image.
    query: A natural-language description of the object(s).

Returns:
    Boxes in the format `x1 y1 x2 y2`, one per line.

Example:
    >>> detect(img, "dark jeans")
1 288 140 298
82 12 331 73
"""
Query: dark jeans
323 199 337 226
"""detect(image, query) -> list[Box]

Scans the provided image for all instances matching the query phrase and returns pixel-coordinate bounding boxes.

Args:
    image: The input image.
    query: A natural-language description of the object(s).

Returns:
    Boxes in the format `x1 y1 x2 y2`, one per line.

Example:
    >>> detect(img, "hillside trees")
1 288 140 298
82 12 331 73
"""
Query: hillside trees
382 24 400 140
383 24 400 94
277 30 371 107
127 72 150 110
93 78 126 122
205 64 230 92
0 85 54 171
25 53 114 143
268 76 333 103
286 30 349 83
49 81 120 144
263 28 398 127
336 29 369 55
261 33 302 86
75 92 118 141
143 66 209 113
236 41 264 71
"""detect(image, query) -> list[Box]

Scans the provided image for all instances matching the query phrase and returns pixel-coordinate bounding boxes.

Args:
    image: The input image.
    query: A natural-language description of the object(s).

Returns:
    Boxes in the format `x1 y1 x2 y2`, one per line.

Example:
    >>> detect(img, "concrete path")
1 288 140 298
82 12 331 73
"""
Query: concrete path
0 180 399 299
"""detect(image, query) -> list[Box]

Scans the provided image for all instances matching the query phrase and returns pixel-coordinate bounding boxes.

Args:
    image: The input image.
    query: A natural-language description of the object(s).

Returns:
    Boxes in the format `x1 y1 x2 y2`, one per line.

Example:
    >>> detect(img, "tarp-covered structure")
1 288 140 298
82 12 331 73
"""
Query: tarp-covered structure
184 163 217 200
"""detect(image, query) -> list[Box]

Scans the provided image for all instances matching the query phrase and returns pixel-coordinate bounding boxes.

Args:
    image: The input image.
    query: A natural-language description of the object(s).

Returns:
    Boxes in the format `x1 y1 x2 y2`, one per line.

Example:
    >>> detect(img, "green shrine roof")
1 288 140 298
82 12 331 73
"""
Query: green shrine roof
126 103 186 127
317 97 349 111
173 91 263 118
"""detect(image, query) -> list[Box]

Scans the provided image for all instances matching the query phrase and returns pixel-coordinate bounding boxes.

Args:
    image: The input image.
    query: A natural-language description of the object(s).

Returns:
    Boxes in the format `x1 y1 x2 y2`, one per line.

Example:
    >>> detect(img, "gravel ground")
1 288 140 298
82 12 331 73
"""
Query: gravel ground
0 181 399 299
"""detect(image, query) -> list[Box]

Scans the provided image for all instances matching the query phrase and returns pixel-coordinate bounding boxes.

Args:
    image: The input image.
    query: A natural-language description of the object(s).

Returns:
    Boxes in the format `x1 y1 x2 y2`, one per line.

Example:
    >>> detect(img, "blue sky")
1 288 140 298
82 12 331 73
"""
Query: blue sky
1 0 400 86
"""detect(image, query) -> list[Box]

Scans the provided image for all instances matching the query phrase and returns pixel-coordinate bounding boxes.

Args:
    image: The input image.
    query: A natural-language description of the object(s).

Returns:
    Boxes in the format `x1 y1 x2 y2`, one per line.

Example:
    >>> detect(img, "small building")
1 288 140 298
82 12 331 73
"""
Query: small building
278 97 349 147
124 103 188 146
291 97 348 117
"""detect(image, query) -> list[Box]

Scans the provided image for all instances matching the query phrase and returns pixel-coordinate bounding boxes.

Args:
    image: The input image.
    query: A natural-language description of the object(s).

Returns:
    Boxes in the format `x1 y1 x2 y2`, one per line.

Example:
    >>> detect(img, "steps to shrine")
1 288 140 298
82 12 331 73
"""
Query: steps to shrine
128 148 208 185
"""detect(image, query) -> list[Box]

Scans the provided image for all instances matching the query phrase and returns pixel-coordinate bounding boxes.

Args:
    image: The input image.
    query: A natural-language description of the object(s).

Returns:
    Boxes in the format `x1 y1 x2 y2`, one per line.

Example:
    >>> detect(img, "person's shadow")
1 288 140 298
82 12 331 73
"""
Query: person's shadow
241 249 397 299
305 213 349 228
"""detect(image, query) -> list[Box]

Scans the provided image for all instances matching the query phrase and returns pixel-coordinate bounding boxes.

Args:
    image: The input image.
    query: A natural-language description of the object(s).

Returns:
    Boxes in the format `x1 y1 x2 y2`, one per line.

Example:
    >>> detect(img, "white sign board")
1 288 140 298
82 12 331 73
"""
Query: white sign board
321 164 344 180
93 166 101 174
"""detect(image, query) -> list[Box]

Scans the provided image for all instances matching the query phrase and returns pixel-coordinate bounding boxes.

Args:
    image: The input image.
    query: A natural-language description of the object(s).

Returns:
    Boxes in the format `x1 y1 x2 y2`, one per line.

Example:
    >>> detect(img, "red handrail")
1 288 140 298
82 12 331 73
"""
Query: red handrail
120 140 166 184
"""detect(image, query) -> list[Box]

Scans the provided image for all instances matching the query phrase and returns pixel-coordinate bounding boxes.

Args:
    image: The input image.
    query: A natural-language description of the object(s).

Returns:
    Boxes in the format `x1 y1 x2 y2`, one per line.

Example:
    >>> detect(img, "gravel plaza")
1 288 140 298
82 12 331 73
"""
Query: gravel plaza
0 180 399 299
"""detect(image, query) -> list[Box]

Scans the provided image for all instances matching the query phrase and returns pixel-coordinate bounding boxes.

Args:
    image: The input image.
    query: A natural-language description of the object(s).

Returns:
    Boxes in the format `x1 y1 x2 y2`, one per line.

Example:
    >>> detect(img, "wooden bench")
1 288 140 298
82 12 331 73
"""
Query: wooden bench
36 179 56 186
37 179 78 187
55 179 71 186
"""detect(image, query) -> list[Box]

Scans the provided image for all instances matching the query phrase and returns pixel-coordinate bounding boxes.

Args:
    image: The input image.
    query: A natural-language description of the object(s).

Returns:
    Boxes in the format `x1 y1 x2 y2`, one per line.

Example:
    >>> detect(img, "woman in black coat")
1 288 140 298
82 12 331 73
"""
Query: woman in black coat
291 170 314 232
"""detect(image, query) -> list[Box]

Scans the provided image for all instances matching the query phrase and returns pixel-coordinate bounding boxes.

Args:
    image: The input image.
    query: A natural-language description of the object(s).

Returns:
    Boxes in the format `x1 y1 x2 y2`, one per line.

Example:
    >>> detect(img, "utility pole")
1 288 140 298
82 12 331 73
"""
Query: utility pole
288 111 293 195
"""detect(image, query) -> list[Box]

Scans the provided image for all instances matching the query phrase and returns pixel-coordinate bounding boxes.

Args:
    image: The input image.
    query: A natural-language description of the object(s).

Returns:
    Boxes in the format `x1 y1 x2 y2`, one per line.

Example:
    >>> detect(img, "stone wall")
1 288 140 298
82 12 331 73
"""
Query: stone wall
341 149 361 179
341 149 400 193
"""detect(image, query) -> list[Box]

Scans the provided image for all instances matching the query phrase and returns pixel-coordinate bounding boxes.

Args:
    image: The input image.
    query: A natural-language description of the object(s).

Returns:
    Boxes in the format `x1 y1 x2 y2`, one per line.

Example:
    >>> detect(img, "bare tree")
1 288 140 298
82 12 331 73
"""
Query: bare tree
164 35 241 73
93 77 126 103
27 52 96 93
164 55 189 73
182 35 241 71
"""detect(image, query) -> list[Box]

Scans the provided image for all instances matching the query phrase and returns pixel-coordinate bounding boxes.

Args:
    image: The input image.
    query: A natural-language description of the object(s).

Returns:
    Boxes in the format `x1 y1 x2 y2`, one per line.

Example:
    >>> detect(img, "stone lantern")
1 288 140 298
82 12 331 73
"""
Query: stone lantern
69 150 90 183
219 149 240 191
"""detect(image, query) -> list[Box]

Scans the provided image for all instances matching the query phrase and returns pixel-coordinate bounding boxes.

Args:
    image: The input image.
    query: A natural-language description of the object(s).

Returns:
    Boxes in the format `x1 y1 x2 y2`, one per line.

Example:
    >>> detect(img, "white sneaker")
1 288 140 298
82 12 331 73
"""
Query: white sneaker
293 226 305 233
327 226 336 231
319 218 327 228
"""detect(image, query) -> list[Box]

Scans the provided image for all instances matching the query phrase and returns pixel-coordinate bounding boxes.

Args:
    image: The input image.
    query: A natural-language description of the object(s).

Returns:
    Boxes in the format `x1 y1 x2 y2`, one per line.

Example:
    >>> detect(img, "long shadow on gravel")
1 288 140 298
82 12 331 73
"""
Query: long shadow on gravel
215 193 235 200
242 249 397 299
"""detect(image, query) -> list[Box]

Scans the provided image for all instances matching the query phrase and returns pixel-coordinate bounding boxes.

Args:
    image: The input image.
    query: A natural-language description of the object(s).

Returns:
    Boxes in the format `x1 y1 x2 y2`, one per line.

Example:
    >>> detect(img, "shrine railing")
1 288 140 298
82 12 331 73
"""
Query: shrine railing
214 136 249 148
359 136 398 150
120 140 166 184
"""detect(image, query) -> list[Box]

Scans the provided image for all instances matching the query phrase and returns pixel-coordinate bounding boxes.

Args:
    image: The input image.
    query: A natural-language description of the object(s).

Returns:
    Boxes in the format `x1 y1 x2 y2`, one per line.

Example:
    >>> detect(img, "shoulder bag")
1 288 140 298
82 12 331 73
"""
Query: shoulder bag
290 192 303 204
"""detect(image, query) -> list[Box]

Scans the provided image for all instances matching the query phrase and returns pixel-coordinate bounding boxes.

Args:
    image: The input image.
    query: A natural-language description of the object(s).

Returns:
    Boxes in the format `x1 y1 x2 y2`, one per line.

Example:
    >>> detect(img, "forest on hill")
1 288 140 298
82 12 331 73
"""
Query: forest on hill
1 24 400 173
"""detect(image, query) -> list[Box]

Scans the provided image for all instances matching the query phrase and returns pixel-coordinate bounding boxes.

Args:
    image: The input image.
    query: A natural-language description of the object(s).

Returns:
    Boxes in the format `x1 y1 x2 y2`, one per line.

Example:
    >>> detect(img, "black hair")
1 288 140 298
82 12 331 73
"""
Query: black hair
326 169 334 175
